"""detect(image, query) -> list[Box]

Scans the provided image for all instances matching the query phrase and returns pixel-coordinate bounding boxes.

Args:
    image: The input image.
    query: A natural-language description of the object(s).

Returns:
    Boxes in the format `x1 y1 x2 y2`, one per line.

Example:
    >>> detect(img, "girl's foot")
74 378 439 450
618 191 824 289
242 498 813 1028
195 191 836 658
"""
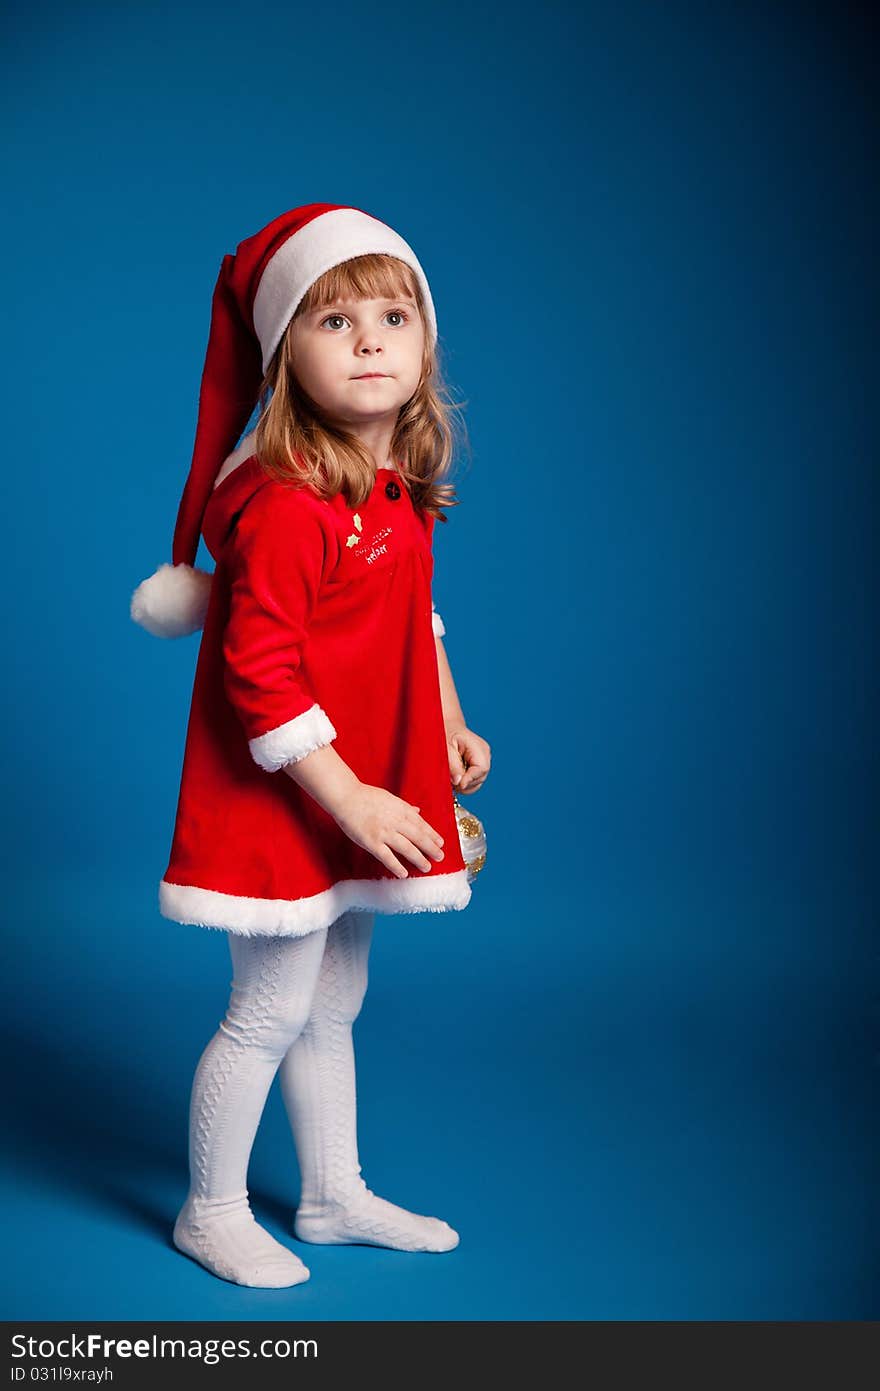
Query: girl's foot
294 1184 459 1252
174 1192 310 1288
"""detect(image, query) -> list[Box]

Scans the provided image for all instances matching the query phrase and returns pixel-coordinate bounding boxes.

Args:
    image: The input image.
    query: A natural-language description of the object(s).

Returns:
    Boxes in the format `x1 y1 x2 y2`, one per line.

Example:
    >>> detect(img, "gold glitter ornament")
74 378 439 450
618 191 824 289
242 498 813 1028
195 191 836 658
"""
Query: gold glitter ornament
452 794 487 882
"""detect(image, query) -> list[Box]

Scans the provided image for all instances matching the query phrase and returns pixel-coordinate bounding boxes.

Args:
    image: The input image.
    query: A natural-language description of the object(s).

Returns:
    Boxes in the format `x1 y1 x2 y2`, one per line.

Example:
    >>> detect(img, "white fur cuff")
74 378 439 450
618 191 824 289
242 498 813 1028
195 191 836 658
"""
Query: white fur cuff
249 704 337 772
431 603 446 637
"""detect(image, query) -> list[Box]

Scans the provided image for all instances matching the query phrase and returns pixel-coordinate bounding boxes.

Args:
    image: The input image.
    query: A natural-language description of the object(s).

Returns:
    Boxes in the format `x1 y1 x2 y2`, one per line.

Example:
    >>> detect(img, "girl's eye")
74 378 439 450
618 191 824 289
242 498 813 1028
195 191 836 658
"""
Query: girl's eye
319 309 409 331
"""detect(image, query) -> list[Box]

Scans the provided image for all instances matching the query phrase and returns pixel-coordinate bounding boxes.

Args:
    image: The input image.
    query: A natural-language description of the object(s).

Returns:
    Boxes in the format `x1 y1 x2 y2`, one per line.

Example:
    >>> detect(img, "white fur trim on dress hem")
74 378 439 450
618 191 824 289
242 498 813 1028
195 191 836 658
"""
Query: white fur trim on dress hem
248 704 337 771
159 869 472 937
431 605 446 637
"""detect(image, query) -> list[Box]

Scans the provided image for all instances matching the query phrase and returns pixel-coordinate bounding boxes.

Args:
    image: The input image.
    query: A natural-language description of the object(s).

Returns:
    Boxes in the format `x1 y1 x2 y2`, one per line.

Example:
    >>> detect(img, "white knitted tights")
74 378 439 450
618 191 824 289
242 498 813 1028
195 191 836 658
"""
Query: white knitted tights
172 910 458 1289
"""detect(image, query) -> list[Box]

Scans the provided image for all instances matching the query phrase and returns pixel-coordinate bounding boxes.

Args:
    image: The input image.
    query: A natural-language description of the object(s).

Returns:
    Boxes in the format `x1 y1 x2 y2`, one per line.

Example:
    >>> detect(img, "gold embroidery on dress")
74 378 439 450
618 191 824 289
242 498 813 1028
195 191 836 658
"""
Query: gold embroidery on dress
345 507 392 564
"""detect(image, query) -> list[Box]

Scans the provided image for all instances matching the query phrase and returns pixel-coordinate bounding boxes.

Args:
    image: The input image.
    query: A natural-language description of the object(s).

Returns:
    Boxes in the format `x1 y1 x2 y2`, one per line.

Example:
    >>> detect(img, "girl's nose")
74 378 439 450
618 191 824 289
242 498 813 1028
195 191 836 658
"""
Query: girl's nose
356 331 383 355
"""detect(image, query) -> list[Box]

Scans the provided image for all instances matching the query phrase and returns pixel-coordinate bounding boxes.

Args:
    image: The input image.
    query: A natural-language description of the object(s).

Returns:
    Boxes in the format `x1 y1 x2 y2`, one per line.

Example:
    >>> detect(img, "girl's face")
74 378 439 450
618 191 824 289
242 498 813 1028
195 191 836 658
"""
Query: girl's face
286 294 426 434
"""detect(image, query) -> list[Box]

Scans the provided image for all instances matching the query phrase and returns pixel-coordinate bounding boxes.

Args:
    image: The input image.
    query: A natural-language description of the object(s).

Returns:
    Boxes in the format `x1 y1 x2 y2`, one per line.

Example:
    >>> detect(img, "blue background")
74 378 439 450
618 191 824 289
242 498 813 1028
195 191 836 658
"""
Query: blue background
2 0 876 1321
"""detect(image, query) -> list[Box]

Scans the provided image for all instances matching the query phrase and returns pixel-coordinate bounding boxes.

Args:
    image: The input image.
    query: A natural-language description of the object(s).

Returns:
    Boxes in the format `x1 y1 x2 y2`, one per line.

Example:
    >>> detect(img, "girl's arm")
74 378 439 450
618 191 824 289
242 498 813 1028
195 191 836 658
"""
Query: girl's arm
435 634 466 729
282 746 445 880
435 634 492 794
281 742 360 818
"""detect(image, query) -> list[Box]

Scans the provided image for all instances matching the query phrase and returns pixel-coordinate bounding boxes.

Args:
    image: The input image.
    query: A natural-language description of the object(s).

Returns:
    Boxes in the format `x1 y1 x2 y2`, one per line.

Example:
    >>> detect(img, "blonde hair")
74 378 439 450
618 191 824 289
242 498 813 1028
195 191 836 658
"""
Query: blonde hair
251 253 468 521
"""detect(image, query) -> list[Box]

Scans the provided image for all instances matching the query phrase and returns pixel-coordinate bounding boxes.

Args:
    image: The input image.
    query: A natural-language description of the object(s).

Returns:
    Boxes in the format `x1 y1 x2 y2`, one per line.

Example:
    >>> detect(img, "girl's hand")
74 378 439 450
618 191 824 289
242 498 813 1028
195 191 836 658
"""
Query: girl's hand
331 783 446 880
446 724 491 794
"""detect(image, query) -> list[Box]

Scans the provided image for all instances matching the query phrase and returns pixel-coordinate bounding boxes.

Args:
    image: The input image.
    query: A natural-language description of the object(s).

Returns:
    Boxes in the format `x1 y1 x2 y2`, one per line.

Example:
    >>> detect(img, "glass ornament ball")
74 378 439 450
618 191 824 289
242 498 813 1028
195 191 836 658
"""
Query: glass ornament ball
452 794 487 882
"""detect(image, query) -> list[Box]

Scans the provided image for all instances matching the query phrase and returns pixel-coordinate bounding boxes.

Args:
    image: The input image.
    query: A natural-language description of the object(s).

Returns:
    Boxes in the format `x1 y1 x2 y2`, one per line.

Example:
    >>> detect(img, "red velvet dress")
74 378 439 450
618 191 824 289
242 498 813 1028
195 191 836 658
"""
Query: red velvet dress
159 455 471 936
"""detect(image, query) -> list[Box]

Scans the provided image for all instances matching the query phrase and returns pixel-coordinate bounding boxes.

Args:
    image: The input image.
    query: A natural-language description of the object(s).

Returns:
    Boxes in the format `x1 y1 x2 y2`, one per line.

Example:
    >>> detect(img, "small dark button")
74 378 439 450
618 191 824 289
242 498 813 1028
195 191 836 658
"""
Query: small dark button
385 480 401 501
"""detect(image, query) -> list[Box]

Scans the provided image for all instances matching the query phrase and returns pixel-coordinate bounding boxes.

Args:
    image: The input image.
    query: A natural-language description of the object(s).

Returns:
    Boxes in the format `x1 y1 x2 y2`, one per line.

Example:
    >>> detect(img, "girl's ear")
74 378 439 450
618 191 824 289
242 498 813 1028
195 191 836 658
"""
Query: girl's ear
130 562 213 638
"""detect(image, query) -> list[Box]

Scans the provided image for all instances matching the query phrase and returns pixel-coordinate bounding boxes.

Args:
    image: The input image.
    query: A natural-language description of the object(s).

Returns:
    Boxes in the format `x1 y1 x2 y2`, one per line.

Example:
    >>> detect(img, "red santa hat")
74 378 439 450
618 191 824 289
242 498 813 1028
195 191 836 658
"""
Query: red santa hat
130 202 438 638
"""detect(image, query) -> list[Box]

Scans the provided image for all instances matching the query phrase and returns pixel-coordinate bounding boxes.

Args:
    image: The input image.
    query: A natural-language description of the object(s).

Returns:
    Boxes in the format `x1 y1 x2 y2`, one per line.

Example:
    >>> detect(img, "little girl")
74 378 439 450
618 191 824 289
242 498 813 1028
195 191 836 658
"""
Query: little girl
131 203 491 1289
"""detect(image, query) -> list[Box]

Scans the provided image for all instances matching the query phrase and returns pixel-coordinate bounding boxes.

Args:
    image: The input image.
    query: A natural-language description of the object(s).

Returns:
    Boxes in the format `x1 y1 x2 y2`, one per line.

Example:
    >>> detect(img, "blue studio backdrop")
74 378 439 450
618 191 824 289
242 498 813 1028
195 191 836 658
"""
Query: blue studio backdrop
1 1 875 1320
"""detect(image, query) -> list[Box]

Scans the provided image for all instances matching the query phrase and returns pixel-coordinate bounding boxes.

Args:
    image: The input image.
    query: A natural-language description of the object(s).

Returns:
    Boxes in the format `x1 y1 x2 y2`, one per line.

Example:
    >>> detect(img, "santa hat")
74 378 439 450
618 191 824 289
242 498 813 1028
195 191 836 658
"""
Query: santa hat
130 202 437 638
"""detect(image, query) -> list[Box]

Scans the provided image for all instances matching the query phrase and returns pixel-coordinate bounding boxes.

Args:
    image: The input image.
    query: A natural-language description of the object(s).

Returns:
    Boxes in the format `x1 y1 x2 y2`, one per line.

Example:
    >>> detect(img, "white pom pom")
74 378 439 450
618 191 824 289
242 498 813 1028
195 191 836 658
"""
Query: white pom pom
130 563 213 638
